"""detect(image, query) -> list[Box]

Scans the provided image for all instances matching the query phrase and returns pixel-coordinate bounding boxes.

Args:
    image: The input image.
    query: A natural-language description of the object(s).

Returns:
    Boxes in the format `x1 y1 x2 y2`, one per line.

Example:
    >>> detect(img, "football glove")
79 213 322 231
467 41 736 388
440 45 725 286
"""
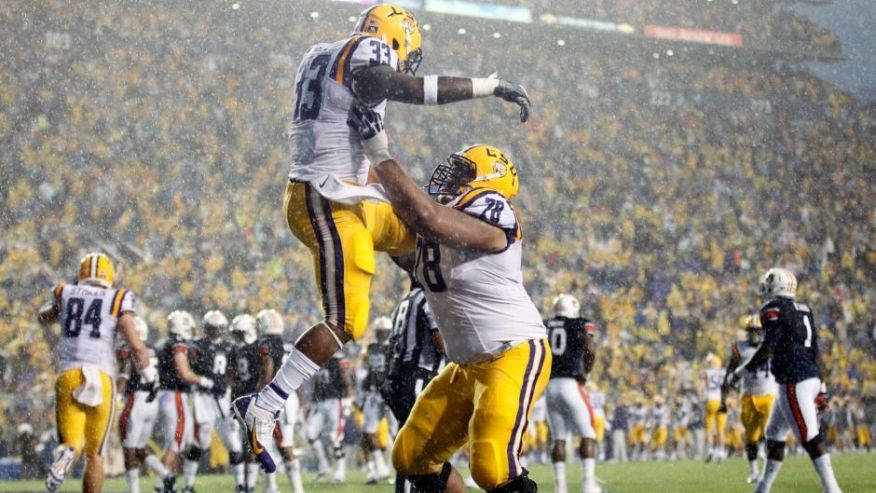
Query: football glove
347 101 392 165
140 365 159 403
198 376 215 391
494 79 532 123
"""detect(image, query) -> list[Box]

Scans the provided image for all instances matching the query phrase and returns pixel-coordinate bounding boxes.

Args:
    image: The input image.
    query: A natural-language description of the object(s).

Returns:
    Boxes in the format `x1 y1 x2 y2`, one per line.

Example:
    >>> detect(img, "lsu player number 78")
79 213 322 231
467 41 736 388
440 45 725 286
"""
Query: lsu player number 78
235 3 534 474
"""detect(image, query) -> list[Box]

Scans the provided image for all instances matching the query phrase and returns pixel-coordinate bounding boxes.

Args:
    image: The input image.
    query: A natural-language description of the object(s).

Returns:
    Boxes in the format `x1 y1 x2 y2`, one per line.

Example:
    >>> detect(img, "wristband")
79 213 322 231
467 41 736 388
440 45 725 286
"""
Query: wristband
199 376 214 389
423 75 439 105
472 76 500 98
363 131 393 166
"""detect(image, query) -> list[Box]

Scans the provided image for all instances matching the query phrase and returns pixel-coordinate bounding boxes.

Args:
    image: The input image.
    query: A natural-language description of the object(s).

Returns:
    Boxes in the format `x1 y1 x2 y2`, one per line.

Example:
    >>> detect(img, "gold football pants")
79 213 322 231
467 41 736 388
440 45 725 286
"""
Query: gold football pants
284 181 415 340
55 368 115 457
393 339 551 490
741 393 775 444
705 399 727 443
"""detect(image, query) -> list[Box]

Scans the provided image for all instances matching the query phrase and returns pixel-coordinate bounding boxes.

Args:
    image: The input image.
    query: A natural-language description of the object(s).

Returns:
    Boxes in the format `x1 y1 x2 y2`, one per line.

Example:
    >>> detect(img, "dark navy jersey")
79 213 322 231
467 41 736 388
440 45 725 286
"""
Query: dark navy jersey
761 297 820 384
190 338 234 397
546 316 595 379
117 343 157 394
157 336 190 391
312 355 349 402
258 334 287 377
230 342 262 398
388 287 444 375
364 341 389 391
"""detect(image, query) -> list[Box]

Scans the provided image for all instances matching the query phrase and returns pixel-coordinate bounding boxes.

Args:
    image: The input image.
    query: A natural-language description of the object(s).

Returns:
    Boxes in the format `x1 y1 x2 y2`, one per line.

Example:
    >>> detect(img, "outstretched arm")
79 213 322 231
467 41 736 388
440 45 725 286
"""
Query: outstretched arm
353 65 532 122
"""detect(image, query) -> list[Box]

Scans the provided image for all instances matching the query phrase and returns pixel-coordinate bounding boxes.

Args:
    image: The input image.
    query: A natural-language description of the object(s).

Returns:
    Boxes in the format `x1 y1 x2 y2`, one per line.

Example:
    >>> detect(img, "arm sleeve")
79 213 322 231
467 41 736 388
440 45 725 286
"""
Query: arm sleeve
421 300 439 333
455 191 520 249
761 303 782 349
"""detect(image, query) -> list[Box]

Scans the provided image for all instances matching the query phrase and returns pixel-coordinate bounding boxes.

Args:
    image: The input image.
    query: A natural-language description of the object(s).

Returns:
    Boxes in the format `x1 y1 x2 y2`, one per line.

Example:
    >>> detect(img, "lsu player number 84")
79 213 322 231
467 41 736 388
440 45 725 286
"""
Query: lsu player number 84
235 3 534 474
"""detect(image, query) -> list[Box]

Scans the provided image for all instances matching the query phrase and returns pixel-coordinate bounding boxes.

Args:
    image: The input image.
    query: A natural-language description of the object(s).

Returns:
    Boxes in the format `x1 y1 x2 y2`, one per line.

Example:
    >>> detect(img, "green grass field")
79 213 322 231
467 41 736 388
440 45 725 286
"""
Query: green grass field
3 454 874 492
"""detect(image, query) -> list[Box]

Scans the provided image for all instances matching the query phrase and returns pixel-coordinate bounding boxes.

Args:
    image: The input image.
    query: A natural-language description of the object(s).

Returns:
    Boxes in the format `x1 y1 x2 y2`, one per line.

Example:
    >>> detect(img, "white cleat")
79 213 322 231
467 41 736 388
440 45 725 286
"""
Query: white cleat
232 394 279 473
46 445 75 492
747 473 761 484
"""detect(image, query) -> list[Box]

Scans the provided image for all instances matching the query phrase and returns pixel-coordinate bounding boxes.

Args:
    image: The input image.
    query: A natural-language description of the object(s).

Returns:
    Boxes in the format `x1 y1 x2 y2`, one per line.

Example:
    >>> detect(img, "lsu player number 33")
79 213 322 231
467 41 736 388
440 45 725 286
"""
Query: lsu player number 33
38 253 156 493
349 104 549 493
236 4 534 473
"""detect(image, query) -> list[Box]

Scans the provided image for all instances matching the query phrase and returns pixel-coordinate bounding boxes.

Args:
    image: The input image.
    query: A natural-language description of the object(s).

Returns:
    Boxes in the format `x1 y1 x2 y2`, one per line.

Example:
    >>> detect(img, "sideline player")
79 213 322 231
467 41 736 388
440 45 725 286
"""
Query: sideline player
720 315 777 483
39 253 156 493
181 310 242 493
544 294 603 493
701 353 727 462
360 316 394 484
349 106 550 492
256 308 305 493
648 396 670 461
305 351 354 482
228 314 263 493
155 311 215 493
382 276 446 493
586 383 608 461
234 5 533 471
117 316 166 493
734 268 842 493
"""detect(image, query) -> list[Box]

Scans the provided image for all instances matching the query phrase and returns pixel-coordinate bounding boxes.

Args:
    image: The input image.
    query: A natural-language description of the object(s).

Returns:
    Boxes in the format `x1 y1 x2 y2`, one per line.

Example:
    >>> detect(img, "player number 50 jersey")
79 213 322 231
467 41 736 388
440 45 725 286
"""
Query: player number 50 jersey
53 283 137 376
414 190 545 364
288 34 397 185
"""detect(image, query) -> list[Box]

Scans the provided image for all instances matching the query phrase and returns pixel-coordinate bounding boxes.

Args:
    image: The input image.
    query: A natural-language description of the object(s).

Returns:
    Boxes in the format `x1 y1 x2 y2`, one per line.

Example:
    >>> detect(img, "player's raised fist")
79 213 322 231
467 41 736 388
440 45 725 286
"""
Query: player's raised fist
494 78 532 122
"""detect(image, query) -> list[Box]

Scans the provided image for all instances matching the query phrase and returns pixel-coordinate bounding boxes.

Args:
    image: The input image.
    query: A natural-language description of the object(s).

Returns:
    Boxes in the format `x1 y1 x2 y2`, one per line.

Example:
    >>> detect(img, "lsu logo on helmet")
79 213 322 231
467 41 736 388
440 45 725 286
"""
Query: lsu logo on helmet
353 4 423 75
428 144 519 201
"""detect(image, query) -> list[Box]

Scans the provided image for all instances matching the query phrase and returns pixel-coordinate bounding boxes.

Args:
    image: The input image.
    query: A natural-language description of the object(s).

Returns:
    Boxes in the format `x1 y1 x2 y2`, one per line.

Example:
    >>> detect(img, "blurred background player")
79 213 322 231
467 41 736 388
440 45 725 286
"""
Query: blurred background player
700 352 727 462
382 276 446 493
38 253 155 493
586 383 608 461
544 294 602 493
648 396 670 461
235 4 533 472
360 316 394 484
628 395 648 460
720 315 777 483
609 397 629 463
671 397 692 460
155 310 214 493
182 310 241 493
734 268 842 493
256 309 305 493
228 314 262 493
305 350 354 483
116 316 165 493
849 396 871 453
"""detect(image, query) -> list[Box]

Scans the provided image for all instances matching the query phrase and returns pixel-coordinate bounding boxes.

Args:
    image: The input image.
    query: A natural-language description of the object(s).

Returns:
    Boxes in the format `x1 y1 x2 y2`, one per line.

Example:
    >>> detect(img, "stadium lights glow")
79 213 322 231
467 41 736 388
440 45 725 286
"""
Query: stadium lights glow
652 52 660 59
493 32 502 39
666 49 674 56
231 3 240 10
348 16 357 22
557 39 566 46
422 24 431 31
458 28 466 35
310 11 320 19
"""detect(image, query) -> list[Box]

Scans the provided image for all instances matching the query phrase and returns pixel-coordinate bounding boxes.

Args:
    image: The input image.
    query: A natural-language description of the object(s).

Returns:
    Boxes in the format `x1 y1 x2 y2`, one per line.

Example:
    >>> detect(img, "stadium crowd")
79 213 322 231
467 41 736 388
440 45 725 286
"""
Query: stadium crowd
0 0 873 476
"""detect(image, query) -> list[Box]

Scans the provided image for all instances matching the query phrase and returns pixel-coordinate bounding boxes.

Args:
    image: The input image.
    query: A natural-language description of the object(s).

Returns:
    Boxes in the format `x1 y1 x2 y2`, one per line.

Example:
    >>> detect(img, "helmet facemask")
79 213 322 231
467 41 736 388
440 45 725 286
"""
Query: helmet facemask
427 155 476 202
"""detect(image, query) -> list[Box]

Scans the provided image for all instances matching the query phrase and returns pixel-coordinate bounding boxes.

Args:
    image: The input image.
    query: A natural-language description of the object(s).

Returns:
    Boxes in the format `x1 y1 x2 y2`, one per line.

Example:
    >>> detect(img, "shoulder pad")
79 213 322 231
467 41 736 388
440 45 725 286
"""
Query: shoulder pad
452 190 518 232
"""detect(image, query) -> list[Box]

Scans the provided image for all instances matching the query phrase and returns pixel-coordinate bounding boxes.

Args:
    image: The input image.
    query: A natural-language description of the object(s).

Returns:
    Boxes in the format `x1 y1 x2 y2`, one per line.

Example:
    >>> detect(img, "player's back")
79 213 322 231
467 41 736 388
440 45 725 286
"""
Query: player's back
231 342 262 398
545 316 593 379
287 34 396 185
157 336 190 391
55 283 134 376
190 338 232 396
760 297 819 384
312 355 348 402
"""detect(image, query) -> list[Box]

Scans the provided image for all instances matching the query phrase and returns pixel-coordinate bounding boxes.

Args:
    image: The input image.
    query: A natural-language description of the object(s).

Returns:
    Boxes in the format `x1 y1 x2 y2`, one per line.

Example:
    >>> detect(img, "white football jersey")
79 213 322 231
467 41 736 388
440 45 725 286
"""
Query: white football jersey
53 283 137 376
732 340 778 396
702 367 726 401
287 34 398 186
649 405 670 428
414 190 546 364
589 390 606 419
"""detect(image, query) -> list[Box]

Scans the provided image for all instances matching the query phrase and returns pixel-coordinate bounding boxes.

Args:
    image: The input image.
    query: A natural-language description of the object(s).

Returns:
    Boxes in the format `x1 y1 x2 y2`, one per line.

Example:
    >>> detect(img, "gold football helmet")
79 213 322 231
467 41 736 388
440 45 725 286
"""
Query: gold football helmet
427 144 519 201
354 4 422 75
78 252 114 288
742 314 765 345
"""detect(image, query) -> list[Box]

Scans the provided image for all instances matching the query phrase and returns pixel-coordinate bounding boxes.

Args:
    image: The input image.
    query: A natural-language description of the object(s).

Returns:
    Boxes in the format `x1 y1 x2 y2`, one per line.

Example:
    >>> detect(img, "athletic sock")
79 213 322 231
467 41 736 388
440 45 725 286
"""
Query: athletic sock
552 461 567 493
126 468 140 493
144 455 168 479
232 462 245 489
749 459 759 478
183 459 199 488
312 440 330 473
374 451 389 477
258 349 321 412
265 471 278 492
758 459 783 491
285 458 304 493
812 454 842 493
582 457 597 490
246 463 260 490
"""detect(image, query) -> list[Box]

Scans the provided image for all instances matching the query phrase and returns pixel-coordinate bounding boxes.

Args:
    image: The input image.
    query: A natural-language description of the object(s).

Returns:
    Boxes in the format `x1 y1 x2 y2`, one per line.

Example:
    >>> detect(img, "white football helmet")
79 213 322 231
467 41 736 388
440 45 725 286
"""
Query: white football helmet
133 316 149 342
552 294 580 318
202 310 229 339
168 310 195 340
231 314 258 345
256 309 284 336
759 267 797 299
371 316 393 332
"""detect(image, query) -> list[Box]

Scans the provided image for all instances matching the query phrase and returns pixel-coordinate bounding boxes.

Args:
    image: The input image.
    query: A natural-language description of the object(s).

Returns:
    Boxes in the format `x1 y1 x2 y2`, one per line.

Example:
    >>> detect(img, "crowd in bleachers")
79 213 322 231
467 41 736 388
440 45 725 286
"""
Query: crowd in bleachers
0 0 873 446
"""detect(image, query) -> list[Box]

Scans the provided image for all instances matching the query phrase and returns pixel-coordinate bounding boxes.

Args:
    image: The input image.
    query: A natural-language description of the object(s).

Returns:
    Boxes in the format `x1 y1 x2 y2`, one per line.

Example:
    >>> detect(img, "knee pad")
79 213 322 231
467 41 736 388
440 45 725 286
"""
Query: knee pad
803 433 826 460
229 450 245 465
488 469 537 493
184 446 203 462
765 439 786 461
407 462 452 493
